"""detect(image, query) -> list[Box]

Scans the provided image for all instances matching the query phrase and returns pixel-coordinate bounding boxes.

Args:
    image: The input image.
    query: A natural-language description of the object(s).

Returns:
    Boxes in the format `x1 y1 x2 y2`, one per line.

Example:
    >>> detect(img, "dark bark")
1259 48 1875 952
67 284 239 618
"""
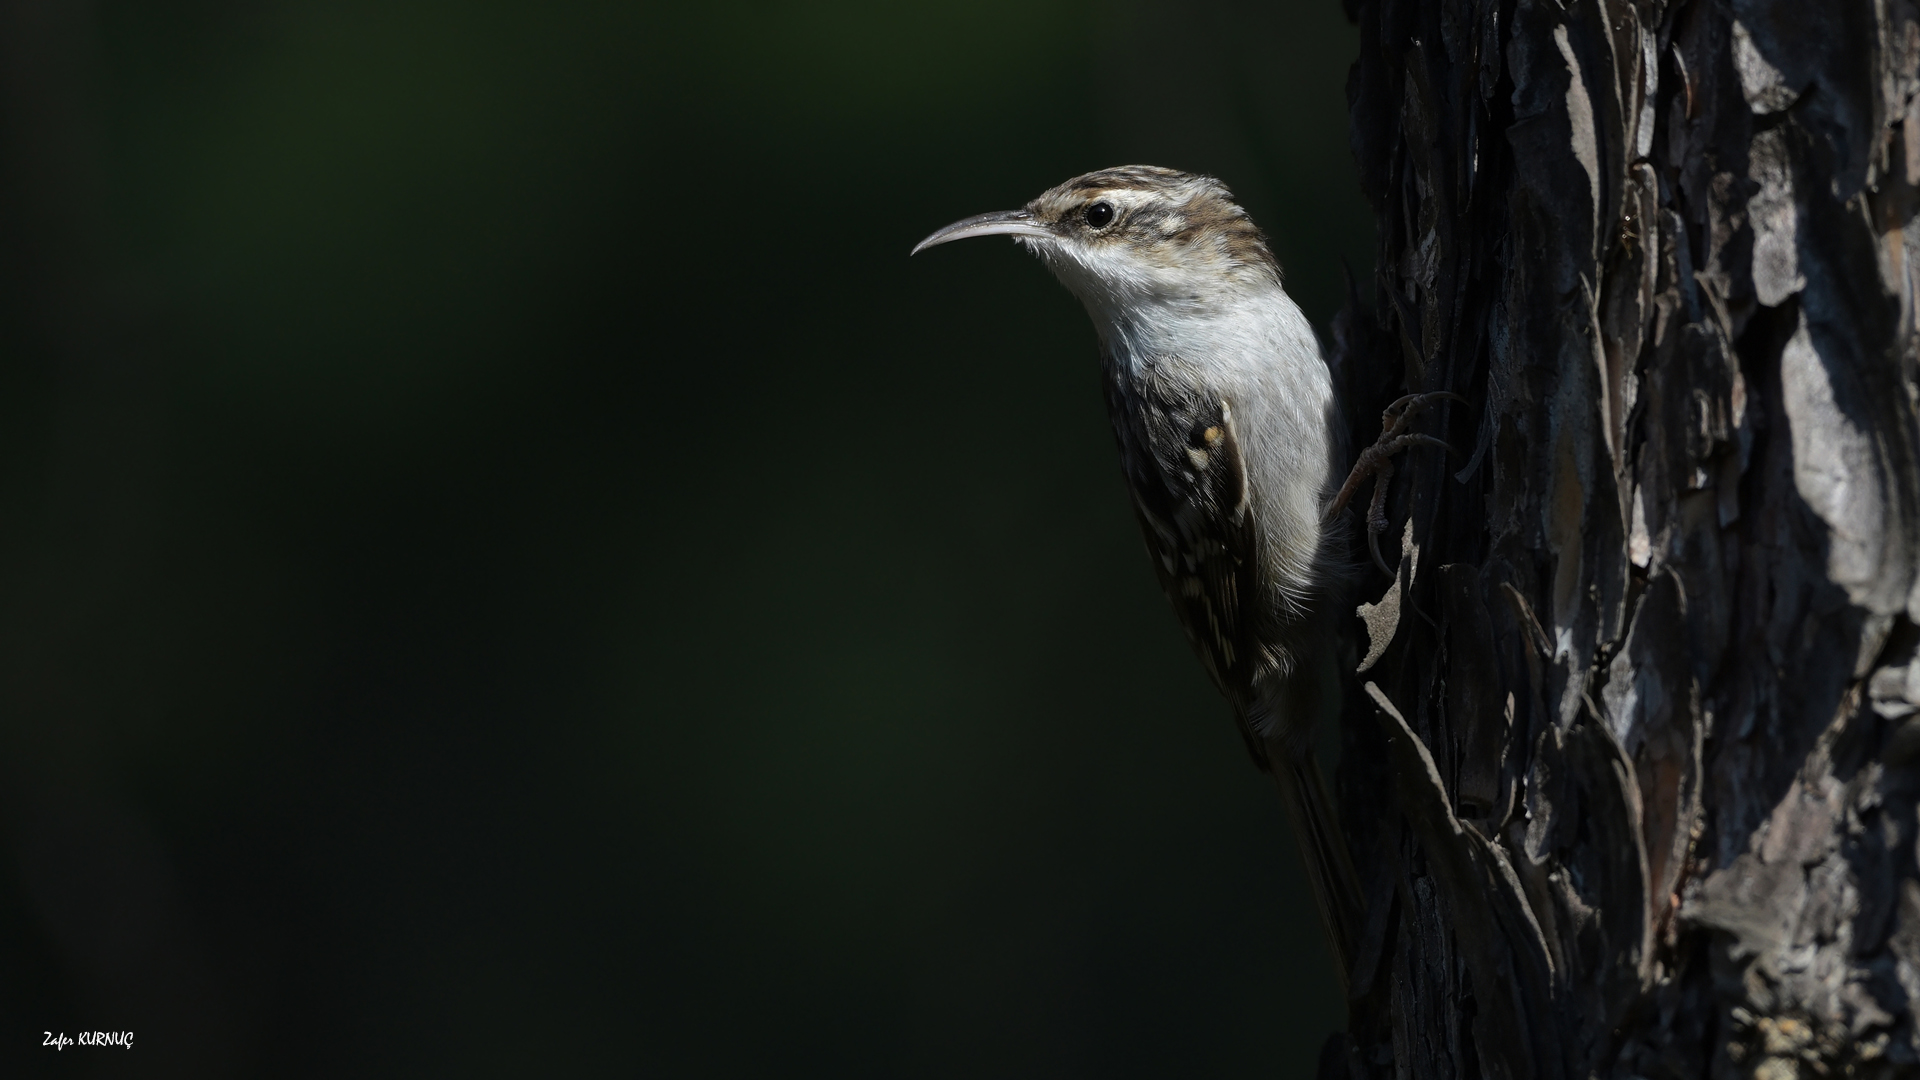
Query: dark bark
1330 0 1920 1076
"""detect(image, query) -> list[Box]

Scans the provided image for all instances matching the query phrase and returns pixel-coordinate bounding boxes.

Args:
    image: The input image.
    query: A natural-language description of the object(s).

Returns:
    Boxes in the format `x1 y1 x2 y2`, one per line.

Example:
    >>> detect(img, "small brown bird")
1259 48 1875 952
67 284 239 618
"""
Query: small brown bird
914 166 1365 979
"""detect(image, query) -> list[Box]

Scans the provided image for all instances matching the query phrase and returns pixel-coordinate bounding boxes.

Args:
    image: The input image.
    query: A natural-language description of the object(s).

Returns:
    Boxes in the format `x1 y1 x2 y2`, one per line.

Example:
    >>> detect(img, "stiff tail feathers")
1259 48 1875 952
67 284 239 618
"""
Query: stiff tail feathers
1270 749 1364 992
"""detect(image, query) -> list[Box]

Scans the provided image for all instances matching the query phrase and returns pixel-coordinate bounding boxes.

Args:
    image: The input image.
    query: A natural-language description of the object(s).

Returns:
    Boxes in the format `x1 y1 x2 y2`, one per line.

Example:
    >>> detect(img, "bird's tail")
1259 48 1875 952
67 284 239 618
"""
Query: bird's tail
1270 748 1364 992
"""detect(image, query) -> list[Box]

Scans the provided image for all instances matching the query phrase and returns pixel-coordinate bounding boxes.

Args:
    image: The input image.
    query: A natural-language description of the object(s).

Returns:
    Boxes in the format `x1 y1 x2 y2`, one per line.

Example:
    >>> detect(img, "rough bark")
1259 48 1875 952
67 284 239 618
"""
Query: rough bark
1328 0 1920 1077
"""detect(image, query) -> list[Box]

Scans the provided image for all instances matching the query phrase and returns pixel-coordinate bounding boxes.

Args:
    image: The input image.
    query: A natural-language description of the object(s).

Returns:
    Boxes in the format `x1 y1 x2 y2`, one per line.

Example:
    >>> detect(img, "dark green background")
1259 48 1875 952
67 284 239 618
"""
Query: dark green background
2 1 1370 1075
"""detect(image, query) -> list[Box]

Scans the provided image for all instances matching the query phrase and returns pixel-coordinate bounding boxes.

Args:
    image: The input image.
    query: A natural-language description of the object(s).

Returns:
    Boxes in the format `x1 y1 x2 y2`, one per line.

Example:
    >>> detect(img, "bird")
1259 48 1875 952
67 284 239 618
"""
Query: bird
913 165 1371 982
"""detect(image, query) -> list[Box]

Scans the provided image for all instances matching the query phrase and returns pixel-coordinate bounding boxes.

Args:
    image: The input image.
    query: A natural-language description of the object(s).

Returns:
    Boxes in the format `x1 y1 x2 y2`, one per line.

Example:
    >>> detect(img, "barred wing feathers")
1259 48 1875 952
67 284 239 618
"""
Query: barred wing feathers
1105 378 1274 767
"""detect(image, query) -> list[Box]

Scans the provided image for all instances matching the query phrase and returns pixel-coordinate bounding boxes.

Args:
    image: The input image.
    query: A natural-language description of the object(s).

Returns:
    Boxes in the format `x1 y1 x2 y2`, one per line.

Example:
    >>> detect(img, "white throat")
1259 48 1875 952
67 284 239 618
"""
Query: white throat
1033 239 1339 606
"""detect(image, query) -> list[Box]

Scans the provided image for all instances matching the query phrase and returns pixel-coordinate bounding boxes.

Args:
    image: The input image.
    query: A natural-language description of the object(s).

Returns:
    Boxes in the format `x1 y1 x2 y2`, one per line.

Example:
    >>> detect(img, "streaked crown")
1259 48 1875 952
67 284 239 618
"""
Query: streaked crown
1021 166 1280 283
911 165 1286 320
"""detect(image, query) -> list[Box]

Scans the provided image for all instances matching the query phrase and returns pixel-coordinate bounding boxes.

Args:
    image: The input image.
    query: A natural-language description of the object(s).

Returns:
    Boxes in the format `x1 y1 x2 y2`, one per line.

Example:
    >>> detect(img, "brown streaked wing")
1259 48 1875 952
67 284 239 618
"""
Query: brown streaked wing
1114 393 1269 766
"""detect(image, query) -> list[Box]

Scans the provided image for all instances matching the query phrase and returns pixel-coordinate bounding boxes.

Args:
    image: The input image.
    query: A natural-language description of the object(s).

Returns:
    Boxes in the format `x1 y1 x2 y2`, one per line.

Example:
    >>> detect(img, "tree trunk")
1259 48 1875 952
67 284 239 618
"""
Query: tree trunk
1328 1 1920 1077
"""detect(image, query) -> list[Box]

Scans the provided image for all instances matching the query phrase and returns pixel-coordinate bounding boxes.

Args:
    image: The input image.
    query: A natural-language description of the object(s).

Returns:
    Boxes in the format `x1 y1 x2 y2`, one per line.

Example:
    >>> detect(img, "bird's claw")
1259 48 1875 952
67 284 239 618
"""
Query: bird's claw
1382 391 1467 420
1325 391 1465 576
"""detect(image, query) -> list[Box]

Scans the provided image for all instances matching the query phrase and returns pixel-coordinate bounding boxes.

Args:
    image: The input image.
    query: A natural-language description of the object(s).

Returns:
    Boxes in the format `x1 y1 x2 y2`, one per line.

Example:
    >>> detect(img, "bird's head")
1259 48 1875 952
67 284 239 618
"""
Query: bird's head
912 165 1282 322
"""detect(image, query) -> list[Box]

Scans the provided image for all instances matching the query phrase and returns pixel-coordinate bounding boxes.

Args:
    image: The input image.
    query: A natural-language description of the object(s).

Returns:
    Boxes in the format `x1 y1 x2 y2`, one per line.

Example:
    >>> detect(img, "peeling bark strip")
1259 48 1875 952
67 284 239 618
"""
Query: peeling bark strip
1331 0 1920 1077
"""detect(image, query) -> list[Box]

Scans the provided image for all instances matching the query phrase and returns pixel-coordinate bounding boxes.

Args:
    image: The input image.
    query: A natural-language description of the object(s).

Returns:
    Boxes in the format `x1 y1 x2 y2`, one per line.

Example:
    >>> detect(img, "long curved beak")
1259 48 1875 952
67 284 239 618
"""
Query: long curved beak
910 210 1051 255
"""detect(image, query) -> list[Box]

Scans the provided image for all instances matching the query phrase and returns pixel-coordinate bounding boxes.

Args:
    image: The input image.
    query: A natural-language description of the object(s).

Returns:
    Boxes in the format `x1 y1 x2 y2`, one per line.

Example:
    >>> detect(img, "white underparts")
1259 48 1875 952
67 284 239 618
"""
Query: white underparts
1024 235 1336 611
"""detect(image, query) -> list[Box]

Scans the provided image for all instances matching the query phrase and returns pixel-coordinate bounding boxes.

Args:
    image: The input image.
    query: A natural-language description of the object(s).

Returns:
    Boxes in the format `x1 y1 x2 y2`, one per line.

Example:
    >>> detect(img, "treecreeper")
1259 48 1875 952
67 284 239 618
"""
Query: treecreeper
913 166 1455 983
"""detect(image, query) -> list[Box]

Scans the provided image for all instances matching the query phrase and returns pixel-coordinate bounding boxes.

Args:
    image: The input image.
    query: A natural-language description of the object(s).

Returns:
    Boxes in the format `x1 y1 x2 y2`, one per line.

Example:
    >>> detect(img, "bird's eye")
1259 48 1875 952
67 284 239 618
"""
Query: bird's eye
1084 201 1115 228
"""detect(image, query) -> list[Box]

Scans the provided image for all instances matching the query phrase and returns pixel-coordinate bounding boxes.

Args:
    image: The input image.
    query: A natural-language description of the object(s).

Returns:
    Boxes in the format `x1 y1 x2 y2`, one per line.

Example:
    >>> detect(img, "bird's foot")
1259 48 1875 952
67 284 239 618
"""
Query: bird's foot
1325 392 1466 575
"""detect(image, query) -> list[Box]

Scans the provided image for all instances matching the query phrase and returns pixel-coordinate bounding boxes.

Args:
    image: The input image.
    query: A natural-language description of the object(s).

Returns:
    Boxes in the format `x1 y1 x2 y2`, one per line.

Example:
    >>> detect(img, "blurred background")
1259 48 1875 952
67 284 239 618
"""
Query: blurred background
0 0 1369 1075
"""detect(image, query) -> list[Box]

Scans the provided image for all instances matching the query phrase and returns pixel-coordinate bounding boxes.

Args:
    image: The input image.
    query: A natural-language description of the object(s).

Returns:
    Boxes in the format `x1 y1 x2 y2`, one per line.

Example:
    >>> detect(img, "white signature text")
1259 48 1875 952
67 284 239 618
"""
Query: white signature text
44 1031 133 1050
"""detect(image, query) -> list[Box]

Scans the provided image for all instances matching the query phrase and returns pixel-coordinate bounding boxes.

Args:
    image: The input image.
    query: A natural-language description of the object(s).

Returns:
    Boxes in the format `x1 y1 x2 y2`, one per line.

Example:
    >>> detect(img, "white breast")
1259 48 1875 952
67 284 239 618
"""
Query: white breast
1096 275 1337 609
